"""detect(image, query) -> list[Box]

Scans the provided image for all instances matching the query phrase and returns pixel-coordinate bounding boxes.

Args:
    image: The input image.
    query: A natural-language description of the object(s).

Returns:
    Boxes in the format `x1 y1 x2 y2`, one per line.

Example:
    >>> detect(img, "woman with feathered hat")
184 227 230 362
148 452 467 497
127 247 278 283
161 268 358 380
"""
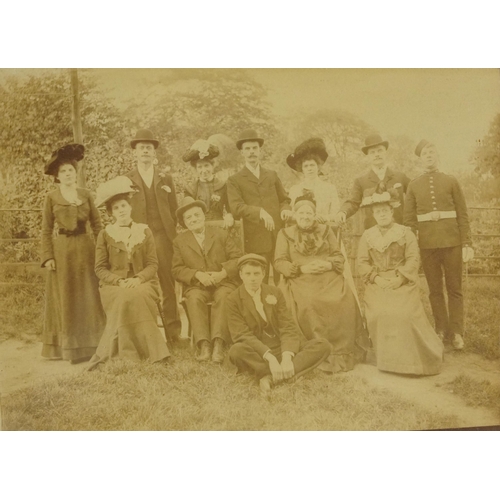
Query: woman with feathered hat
182 139 234 228
88 176 171 369
40 144 105 363
357 183 443 375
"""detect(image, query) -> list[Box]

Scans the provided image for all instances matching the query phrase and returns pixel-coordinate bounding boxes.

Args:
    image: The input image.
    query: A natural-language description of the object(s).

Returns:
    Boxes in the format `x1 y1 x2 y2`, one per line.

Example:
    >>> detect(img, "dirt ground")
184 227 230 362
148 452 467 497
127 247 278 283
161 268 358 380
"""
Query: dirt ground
1 336 499 430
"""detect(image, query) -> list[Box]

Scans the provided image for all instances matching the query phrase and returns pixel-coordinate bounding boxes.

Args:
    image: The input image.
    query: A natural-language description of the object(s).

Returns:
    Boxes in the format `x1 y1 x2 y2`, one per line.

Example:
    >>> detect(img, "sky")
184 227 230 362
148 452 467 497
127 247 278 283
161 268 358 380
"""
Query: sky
2 68 499 173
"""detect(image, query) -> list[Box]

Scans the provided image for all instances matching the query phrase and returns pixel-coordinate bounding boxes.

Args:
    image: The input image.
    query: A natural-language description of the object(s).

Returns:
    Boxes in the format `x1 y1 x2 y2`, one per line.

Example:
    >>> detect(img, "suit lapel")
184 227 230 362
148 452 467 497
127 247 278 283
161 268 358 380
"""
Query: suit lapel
384 168 395 183
240 166 259 184
128 168 143 188
153 167 163 191
239 286 263 329
182 230 203 257
261 285 276 329
204 226 216 254
367 169 381 185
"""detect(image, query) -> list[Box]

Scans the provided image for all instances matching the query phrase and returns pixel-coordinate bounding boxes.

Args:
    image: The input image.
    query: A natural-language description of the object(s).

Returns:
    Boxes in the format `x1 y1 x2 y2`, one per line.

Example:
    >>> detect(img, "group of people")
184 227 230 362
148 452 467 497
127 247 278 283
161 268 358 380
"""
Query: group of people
40 127 473 392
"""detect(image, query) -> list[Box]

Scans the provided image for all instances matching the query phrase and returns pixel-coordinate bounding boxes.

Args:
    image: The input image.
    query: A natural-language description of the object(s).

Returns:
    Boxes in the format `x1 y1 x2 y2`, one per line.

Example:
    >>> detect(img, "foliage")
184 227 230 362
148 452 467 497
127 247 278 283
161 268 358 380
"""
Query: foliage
474 113 500 178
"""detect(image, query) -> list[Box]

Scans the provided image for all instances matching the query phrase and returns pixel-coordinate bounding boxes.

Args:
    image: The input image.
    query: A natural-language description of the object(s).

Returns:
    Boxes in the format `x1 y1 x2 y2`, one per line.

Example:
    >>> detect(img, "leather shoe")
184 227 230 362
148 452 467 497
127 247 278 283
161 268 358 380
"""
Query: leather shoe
196 340 212 361
212 338 225 363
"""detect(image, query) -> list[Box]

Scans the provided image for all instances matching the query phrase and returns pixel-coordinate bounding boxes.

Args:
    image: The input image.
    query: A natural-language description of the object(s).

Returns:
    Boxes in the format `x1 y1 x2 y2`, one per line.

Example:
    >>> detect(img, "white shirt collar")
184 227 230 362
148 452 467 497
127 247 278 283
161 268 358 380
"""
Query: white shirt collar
245 163 260 179
372 165 387 181
138 165 154 188
245 285 262 299
191 228 205 246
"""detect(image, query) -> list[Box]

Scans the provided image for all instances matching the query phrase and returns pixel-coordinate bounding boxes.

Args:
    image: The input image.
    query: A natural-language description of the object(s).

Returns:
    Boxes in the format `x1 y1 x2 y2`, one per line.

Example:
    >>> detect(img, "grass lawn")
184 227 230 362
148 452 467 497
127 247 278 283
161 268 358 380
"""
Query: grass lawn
450 374 500 418
2 342 459 431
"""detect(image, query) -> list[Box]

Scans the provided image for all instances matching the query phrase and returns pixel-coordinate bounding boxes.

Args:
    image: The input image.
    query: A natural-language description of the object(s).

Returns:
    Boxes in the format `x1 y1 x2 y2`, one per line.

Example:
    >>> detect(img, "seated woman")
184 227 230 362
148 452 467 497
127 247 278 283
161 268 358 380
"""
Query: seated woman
88 176 170 369
357 184 443 375
274 194 369 373
286 137 362 313
182 139 234 227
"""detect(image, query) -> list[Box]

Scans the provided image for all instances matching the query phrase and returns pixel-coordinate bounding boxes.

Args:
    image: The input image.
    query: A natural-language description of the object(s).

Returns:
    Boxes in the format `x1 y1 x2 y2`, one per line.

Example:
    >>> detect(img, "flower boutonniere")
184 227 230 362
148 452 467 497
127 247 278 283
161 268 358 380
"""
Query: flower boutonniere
393 183 402 189
161 185 171 193
265 294 277 305
211 194 221 203
159 172 166 179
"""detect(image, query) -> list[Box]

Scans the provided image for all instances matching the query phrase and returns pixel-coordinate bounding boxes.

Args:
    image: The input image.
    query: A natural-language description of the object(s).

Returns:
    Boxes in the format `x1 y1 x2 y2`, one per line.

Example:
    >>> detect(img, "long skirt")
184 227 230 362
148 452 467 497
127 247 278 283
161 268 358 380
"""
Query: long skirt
42 233 105 361
281 270 369 373
88 280 170 369
363 273 444 375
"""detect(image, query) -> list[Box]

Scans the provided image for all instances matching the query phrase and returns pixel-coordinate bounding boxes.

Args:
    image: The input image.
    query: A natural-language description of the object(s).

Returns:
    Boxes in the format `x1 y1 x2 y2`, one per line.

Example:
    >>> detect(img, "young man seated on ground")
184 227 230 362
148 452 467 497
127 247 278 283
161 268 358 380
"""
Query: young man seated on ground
226 254 331 393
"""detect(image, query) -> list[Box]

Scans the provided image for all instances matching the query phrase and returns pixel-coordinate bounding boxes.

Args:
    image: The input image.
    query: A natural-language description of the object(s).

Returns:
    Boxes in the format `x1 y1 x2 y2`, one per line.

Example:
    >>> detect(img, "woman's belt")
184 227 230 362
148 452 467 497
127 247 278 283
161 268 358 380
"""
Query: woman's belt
417 210 456 222
58 221 87 236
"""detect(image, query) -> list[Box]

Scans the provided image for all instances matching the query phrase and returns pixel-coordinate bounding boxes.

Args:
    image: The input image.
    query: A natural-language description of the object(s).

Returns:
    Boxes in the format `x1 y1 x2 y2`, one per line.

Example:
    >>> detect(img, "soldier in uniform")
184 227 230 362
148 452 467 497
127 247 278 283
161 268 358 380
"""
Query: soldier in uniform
403 140 474 350
336 134 410 229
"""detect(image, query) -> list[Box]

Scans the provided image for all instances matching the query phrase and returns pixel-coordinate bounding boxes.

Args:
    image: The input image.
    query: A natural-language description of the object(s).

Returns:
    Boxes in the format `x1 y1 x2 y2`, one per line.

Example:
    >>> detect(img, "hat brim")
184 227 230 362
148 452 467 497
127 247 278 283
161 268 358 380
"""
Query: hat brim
44 143 85 176
361 141 389 155
95 188 136 208
236 138 264 150
176 200 207 226
286 151 328 171
130 139 159 149
237 253 268 268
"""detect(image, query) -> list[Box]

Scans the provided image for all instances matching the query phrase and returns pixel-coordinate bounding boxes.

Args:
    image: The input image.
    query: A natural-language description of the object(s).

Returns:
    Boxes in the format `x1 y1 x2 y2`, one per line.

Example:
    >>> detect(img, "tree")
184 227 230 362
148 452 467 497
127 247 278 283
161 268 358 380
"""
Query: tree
474 113 500 178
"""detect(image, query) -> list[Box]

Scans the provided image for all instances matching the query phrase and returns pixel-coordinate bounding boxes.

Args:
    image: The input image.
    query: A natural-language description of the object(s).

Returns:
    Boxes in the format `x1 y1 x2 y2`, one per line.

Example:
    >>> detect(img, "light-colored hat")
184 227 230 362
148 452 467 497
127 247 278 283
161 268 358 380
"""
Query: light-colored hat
182 139 220 163
360 183 400 209
237 253 268 269
95 176 137 208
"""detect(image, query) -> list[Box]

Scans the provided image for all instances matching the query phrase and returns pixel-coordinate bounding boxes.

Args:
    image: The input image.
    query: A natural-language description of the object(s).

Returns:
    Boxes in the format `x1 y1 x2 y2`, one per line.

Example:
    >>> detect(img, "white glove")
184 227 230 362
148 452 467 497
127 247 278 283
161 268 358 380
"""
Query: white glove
462 246 474 263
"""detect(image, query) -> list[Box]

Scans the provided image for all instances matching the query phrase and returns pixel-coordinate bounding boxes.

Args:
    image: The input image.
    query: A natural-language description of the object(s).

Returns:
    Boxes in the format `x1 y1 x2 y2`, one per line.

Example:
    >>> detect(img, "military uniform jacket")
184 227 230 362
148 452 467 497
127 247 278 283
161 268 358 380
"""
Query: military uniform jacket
227 166 291 254
171 225 242 290
403 171 471 249
226 284 301 358
125 168 178 242
340 168 410 229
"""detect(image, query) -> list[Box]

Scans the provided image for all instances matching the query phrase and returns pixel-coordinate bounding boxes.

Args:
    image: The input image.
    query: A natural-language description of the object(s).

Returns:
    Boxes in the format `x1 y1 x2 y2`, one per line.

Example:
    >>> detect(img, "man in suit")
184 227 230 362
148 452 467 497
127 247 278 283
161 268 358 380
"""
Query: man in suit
227 129 292 284
226 254 331 393
336 134 411 229
172 197 242 362
125 129 181 343
404 140 474 350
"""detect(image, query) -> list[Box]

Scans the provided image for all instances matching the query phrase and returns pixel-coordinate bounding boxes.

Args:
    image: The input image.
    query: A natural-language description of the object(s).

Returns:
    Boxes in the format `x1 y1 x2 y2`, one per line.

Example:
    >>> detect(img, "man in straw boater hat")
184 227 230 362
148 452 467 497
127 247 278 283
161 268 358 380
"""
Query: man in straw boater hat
225 254 331 393
404 140 474 350
227 129 293 284
124 129 181 343
336 134 411 229
171 196 242 363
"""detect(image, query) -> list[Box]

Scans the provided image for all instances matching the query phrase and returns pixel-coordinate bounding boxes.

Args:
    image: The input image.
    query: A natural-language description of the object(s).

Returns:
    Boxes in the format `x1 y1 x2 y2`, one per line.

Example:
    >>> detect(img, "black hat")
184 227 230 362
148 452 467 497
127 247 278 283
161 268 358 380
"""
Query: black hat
44 143 85 176
175 196 207 227
237 253 268 269
414 139 432 157
236 129 264 150
130 129 159 149
286 138 328 171
182 139 220 163
361 134 389 155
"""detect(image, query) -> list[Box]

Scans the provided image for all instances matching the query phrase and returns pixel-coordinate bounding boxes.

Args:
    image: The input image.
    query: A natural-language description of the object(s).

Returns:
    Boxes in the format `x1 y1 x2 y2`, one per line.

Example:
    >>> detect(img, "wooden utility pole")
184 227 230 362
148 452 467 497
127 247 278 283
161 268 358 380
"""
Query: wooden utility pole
70 69 86 187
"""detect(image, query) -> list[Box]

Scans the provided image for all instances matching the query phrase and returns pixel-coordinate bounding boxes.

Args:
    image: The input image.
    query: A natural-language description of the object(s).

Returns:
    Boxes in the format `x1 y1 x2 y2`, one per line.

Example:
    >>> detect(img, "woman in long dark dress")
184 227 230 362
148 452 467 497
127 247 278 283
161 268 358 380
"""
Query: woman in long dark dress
88 176 170 369
41 144 105 363
182 139 234 227
274 195 369 372
357 184 443 375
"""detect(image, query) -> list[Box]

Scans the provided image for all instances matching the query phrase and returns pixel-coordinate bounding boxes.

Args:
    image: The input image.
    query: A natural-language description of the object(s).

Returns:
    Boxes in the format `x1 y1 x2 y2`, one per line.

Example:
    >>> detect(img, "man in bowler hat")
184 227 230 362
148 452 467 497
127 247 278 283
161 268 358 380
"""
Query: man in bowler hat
226 254 331 393
336 134 410 229
404 140 473 350
125 129 182 342
227 129 292 284
172 196 241 363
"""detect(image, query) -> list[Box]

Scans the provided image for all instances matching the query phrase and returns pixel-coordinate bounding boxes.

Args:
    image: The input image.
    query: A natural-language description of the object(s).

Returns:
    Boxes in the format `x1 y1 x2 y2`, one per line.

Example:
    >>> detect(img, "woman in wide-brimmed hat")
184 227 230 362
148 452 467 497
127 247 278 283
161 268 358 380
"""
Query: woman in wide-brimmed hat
357 183 443 375
182 139 234 228
274 193 369 373
88 176 171 369
40 144 105 363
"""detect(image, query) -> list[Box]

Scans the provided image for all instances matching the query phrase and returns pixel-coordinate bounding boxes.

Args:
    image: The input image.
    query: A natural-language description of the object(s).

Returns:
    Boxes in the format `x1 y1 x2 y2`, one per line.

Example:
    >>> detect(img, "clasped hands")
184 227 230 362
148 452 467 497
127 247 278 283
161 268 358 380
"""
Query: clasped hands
118 277 142 289
195 268 227 287
374 275 404 290
300 260 333 275
264 352 295 383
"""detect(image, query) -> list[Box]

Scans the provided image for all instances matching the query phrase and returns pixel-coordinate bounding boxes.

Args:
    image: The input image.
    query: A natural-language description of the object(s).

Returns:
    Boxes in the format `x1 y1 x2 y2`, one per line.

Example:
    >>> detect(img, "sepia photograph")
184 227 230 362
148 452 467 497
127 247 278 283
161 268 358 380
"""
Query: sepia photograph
0 67 499 432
